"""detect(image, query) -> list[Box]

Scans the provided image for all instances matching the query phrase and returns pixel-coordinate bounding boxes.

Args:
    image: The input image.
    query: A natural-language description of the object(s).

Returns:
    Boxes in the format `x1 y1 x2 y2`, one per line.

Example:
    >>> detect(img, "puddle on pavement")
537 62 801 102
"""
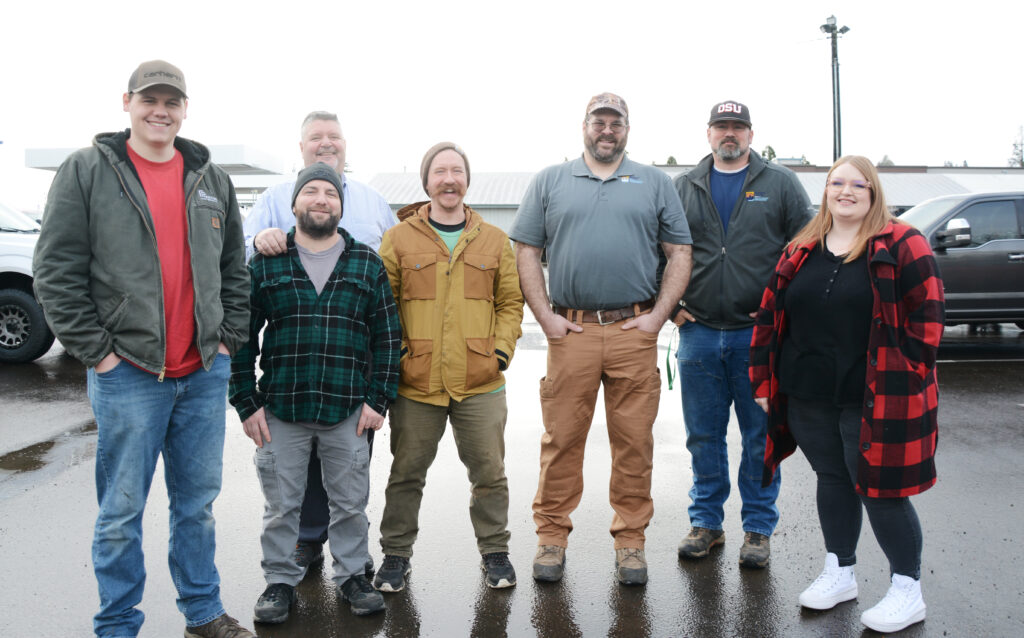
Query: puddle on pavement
0 420 97 485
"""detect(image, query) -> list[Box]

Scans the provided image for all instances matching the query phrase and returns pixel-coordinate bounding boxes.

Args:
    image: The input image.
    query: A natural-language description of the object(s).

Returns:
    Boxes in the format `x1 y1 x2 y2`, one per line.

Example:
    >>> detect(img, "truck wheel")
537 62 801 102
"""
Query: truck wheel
0 289 56 364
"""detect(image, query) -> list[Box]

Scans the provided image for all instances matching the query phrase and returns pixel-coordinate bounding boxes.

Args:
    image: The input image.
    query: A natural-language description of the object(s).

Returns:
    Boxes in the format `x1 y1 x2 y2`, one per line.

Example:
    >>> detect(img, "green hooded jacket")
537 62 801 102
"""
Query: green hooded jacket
33 129 249 374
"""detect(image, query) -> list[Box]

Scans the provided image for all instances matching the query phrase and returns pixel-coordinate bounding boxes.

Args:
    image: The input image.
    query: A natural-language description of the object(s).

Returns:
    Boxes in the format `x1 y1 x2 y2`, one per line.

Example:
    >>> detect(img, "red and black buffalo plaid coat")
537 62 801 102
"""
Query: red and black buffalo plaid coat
749 221 945 498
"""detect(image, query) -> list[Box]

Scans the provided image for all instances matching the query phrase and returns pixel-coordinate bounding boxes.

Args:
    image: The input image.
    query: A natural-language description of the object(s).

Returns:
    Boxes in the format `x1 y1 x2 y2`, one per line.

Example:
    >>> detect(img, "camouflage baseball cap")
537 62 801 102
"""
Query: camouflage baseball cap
586 92 628 119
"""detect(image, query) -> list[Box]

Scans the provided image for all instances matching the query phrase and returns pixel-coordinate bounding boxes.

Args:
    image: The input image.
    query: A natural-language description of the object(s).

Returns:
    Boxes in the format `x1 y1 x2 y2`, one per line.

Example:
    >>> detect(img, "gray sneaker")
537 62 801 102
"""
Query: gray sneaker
253 583 296 624
614 548 648 586
677 527 725 559
532 545 566 582
373 554 411 593
184 614 255 638
739 532 770 569
338 574 386 615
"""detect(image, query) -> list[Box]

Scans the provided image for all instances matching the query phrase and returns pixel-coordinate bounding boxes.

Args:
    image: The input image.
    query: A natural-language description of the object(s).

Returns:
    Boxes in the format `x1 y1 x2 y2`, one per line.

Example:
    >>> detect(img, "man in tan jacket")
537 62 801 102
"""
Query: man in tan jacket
375 142 524 592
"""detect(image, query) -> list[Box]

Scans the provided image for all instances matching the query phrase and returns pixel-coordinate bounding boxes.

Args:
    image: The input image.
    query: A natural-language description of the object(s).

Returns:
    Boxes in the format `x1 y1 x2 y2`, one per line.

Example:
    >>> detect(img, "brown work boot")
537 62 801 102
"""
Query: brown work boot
677 526 725 559
184 613 255 638
614 548 648 586
739 531 771 568
532 545 566 582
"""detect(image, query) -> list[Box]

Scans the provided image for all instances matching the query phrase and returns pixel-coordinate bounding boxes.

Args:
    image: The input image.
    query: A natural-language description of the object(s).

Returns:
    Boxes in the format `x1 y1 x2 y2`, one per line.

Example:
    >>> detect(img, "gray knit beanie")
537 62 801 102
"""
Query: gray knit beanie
292 162 344 213
420 142 470 194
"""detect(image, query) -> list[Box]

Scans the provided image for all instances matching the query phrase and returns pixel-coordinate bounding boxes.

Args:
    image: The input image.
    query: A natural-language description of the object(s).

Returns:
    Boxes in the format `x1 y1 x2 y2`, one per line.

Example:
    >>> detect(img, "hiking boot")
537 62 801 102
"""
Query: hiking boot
292 540 324 578
677 527 724 559
184 613 255 638
799 553 858 610
739 532 771 568
481 552 517 589
373 554 411 593
532 545 566 582
363 557 376 580
253 582 297 624
338 574 386 615
614 548 648 586
860 573 926 633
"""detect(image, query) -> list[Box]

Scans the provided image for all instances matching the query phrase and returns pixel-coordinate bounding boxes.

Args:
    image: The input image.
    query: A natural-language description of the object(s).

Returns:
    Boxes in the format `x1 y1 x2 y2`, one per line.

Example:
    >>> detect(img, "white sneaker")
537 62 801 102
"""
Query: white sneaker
860 573 926 633
799 553 858 610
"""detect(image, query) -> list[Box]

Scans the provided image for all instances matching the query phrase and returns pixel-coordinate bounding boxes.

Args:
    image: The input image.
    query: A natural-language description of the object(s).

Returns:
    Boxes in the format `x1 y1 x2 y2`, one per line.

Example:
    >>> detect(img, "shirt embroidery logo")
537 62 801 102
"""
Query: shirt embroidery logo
745 191 769 202
620 175 643 184
196 189 219 204
211 217 221 229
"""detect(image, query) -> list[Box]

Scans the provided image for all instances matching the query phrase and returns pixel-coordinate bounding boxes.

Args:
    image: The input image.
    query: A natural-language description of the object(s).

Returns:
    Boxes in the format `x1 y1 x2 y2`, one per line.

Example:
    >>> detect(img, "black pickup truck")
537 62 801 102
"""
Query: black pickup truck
900 191 1024 328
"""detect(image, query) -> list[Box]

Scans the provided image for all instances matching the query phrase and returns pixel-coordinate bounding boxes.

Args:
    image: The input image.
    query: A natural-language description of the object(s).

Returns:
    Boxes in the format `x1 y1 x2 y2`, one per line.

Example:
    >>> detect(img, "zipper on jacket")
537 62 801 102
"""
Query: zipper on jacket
184 173 209 368
112 161 169 379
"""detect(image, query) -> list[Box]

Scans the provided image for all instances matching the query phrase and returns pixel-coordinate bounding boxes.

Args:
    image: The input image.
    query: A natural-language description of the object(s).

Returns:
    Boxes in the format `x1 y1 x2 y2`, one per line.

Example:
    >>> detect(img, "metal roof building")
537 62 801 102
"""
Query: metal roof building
369 173 535 233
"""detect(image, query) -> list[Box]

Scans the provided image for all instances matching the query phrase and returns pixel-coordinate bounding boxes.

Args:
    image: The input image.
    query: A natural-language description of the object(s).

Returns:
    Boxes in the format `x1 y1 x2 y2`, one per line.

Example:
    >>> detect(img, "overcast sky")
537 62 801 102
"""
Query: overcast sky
2 0 1021 210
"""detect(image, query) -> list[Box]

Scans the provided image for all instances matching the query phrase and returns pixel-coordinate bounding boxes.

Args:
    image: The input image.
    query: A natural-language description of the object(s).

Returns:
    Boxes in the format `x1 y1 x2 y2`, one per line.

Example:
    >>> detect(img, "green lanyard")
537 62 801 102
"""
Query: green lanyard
664 326 679 390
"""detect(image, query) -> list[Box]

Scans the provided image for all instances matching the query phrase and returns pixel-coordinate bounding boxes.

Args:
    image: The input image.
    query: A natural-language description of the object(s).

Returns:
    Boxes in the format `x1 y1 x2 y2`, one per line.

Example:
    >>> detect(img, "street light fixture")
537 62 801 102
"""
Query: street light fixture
820 15 850 162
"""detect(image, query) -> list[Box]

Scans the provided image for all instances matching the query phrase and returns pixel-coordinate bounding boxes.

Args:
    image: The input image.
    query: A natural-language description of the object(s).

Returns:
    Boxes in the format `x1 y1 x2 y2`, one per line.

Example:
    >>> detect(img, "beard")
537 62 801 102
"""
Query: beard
584 132 627 164
296 208 341 239
715 139 747 161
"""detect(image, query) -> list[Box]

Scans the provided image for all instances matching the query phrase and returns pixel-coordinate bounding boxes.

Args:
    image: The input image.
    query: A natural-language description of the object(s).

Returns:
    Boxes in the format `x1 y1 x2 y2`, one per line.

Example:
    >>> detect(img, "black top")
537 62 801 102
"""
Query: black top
778 244 873 407
428 218 467 233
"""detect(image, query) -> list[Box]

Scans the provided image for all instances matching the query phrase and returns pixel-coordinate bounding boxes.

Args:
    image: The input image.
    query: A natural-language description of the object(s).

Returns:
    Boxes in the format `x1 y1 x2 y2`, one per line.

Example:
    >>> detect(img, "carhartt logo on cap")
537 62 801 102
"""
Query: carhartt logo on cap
128 60 188 98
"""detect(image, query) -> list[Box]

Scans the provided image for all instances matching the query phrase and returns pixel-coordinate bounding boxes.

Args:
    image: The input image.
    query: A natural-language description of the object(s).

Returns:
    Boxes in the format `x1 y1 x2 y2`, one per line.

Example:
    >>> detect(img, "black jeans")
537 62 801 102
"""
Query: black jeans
787 397 922 579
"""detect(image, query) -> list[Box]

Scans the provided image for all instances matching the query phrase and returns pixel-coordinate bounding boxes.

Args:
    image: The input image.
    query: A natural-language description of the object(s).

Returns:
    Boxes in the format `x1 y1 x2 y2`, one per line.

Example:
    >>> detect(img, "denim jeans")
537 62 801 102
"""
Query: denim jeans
676 322 779 536
87 355 230 637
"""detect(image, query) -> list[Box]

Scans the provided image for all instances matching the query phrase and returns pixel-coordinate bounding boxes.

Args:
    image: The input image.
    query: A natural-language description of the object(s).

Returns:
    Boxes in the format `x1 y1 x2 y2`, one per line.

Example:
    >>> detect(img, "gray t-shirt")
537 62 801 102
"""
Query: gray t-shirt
297 237 345 295
509 156 691 309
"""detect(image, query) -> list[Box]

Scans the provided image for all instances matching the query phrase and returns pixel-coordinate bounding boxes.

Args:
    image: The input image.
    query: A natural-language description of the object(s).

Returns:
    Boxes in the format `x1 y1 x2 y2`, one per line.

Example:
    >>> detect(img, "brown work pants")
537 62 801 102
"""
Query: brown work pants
532 321 661 550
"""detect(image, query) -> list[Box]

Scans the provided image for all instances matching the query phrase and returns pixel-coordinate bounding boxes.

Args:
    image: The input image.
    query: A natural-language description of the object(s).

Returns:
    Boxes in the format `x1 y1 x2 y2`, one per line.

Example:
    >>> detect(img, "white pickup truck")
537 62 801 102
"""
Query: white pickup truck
0 202 55 363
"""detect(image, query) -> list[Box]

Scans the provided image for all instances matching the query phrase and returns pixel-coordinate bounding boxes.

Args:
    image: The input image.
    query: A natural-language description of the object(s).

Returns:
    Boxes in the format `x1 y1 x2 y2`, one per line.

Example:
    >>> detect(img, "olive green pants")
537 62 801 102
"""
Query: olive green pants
379 391 510 557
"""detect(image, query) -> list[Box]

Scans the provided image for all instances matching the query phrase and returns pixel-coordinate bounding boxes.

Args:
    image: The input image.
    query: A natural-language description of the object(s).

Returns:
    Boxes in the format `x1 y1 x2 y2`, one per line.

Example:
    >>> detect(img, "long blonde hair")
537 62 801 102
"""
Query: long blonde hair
790 155 899 262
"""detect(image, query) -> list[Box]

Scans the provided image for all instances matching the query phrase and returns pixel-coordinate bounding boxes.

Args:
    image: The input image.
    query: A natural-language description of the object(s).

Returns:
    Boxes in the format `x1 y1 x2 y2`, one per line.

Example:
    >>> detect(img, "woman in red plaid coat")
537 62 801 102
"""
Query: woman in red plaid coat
749 155 944 633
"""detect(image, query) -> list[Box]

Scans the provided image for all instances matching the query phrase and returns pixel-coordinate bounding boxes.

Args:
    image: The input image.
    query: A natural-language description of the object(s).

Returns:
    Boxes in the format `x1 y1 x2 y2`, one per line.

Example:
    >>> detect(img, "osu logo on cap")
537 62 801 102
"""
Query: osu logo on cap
718 103 743 114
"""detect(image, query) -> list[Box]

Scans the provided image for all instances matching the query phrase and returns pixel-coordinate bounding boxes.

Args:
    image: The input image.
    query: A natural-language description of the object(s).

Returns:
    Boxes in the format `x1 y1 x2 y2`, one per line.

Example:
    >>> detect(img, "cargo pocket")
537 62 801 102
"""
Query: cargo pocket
463 253 498 300
400 253 438 300
465 336 498 389
253 449 283 514
401 339 433 393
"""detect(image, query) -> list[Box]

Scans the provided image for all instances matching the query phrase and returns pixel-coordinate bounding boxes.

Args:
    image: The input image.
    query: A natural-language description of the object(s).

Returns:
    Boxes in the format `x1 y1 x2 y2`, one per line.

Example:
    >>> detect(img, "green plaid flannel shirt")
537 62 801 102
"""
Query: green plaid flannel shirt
229 228 400 424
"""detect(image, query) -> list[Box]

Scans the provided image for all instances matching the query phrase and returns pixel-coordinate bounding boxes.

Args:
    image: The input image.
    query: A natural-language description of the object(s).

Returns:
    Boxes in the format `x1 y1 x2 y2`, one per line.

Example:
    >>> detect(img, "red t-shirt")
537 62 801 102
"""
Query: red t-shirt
127 145 202 377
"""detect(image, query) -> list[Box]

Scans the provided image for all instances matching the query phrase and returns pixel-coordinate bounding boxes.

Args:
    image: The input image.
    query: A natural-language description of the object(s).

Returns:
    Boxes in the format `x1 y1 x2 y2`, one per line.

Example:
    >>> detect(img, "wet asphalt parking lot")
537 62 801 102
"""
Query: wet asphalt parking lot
1 319 1022 637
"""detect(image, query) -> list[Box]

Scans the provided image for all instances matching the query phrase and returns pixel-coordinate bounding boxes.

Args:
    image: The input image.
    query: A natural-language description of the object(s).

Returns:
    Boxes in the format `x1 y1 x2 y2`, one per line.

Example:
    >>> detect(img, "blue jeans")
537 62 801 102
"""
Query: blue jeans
87 355 230 637
676 322 779 536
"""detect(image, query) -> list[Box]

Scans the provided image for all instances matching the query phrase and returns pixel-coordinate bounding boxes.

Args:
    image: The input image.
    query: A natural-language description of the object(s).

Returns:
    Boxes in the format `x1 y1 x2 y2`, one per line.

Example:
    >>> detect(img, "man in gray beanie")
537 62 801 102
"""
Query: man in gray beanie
230 163 400 621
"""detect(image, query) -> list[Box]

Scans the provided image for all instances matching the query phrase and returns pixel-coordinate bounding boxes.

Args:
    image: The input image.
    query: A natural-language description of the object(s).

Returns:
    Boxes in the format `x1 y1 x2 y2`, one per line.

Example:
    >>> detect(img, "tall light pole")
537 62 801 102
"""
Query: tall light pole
820 15 849 162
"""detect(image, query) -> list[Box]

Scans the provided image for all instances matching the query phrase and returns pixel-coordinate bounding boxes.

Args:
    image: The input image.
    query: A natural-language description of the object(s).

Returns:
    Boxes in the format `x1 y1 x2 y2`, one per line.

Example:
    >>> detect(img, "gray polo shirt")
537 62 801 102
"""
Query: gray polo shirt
510 156 691 309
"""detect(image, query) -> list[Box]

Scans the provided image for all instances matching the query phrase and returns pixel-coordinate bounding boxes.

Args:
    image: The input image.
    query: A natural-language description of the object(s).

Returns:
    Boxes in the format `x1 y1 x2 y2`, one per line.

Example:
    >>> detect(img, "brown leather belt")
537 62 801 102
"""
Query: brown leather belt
552 299 655 325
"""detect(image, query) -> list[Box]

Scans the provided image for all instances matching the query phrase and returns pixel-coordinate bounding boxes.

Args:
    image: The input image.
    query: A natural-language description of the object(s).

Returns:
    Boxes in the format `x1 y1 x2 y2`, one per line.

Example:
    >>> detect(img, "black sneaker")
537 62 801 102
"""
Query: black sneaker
373 554 411 593
292 541 324 578
481 552 517 589
253 583 296 624
338 574 386 615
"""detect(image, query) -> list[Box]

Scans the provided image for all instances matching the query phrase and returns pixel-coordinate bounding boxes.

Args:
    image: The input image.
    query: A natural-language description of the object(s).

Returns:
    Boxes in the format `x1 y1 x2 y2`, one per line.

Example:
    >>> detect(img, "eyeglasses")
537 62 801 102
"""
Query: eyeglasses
588 119 627 133
826 179 871 192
